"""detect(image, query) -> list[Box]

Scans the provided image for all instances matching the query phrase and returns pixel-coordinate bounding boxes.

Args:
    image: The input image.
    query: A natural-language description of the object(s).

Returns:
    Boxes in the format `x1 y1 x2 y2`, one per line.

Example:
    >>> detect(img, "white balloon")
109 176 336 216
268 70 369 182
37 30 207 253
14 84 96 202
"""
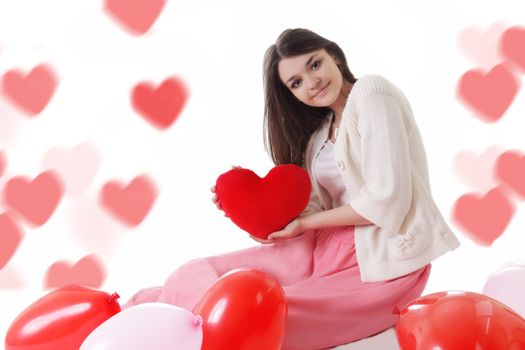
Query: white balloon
80 303 203 350
483 263 525 319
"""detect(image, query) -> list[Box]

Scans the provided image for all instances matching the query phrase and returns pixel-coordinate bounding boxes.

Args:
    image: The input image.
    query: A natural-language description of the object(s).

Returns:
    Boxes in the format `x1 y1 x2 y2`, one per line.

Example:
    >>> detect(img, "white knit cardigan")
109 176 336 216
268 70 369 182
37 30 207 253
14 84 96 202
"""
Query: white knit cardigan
300 74 461 282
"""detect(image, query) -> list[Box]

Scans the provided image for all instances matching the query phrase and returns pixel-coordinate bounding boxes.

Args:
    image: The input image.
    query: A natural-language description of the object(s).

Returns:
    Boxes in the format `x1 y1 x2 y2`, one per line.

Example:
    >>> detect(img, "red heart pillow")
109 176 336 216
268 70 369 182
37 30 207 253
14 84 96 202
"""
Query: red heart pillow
215 164 311 239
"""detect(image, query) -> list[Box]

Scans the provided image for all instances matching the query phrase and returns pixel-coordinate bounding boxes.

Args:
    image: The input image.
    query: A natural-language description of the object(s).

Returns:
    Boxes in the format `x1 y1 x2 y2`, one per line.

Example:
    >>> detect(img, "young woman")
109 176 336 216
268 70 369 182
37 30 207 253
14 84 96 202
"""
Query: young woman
124 28 461 349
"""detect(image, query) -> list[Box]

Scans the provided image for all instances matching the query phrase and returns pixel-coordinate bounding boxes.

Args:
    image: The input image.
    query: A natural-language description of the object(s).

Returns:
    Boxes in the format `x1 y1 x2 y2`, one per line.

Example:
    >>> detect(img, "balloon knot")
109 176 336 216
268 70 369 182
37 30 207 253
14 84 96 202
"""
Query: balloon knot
109 292 120 303
392 305 401 315
193 314 203 328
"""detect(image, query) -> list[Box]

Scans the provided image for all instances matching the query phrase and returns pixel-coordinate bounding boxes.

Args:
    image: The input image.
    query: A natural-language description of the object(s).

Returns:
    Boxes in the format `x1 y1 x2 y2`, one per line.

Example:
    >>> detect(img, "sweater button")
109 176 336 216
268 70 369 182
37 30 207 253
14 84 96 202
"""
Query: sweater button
337 160 345 170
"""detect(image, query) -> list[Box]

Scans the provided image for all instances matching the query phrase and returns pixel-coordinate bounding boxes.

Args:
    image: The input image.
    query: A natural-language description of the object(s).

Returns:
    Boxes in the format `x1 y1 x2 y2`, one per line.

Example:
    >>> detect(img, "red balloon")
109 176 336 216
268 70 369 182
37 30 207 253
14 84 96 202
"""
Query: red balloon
396 290 525 349
5 284 121 350
194 269 287 350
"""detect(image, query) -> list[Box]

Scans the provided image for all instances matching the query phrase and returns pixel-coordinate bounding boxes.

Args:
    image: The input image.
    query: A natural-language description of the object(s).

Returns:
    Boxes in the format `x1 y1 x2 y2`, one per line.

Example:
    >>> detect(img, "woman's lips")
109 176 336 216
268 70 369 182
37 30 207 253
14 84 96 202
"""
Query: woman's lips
314 82 330 98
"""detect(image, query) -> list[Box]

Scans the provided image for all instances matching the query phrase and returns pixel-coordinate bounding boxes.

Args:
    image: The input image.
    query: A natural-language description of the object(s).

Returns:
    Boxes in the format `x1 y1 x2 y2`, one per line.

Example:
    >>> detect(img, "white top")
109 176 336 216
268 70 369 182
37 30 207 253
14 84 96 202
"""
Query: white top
300 74 461 282
313 140 351 209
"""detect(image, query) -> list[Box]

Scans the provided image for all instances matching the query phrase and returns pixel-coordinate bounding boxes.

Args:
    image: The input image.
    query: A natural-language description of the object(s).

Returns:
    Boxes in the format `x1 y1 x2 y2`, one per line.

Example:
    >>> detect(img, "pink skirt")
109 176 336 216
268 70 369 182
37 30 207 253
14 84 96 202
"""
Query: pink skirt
123 225 431 350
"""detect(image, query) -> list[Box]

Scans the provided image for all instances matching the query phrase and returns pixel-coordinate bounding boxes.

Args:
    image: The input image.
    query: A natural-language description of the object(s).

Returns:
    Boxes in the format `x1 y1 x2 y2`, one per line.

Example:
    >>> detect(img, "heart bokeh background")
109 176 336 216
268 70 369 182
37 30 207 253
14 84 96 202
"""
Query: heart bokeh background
1 0 525 345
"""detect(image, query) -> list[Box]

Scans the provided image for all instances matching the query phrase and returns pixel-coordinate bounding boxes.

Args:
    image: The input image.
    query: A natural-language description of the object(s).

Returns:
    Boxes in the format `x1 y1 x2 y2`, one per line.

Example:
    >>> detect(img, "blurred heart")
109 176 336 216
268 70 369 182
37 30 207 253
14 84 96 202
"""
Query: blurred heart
104 0 166 35
1 64 58 116
41 141 101 197
457 63 520 122
458 21 509 67
495 150 525 199
131 77 189 129
44 254 106 289
500 26 525 71
0 150 6 177
100 175 157 227
215 164 311 239
452 145 504 192
4 170 64 226
452 187 515 246
0 213 23 269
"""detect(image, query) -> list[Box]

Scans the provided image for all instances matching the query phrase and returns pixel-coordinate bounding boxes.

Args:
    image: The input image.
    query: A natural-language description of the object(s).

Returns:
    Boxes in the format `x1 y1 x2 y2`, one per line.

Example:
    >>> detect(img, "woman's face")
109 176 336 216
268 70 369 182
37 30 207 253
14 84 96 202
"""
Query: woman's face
278 48 343 107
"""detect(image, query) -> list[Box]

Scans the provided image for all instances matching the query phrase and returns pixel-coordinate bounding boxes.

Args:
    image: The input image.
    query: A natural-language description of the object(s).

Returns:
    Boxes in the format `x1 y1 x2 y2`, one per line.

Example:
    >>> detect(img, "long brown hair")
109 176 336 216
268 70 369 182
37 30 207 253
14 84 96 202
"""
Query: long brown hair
263 28 358 167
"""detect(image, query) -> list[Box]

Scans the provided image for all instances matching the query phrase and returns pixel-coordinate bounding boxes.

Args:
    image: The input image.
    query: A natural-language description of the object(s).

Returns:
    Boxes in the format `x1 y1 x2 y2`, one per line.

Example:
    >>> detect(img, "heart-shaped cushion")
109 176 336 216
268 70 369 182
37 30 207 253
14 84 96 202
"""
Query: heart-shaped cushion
215 164 311 239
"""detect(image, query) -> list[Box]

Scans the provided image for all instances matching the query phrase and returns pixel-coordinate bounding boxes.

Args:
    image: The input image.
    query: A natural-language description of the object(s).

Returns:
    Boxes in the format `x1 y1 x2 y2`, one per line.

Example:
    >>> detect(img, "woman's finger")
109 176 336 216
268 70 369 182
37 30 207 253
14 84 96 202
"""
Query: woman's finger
249 235 272 244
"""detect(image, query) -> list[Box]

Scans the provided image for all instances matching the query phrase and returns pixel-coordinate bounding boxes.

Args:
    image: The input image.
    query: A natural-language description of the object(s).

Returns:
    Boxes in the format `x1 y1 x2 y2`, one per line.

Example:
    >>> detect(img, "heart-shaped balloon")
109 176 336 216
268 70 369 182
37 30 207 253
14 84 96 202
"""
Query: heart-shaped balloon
215 164 311 239
5 284 121 350
396 290 525 349
194 269 287 350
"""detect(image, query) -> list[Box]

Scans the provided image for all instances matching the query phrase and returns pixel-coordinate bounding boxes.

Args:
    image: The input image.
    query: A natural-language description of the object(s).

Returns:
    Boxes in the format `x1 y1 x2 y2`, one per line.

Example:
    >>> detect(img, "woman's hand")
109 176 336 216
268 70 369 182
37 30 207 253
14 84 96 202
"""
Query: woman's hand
267 218 304 242
211 165 242 217
248 235 274 244
248 218 304 245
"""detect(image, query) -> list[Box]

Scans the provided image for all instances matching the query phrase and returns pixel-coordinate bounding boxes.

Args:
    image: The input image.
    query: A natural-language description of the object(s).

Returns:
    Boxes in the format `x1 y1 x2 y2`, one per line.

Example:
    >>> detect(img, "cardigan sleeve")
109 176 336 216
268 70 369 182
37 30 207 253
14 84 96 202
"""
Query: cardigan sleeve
347 93 412 234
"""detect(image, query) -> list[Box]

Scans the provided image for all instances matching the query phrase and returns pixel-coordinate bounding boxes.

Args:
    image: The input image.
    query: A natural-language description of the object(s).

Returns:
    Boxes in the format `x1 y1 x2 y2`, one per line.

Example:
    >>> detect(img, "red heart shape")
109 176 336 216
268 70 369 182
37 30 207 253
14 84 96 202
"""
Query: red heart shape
495 150 525 199
500 26 525 71
457 63 520 122
4 171 64 226
44 254 106 289
215 164 311 239
5 285 121 350
1 64 58 116
0 213 23 269
104 0 166 35
131 77 189 129
452 187 515 246
100 175 157 227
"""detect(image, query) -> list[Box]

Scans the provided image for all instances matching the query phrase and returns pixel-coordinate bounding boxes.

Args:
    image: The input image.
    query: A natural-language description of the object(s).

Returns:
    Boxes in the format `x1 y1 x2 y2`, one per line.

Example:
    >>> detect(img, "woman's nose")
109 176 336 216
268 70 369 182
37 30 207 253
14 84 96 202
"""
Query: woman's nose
309 76 322 89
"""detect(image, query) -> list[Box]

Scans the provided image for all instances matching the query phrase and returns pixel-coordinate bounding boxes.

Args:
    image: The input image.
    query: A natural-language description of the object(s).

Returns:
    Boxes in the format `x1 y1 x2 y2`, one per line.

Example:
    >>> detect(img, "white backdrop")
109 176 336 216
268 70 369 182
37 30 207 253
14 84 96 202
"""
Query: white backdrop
1 0 525 345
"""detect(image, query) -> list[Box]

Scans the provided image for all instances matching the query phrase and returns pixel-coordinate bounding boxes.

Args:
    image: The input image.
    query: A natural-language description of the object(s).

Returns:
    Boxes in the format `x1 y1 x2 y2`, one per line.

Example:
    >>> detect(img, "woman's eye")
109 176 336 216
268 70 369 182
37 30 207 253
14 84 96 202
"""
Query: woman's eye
290 60 321 89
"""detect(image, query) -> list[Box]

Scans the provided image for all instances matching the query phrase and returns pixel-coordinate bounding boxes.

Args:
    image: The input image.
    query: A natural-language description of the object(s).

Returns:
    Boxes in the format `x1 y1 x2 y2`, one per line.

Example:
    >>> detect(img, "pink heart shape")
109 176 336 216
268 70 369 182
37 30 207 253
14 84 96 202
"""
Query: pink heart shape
131 77 189 129
458 20 510 67
4 171 64 226
44 254 106 289
457 63 520 122
500 26 525 71
452 187 515 246
100 175 157 227
104 0 166 35
0 150 6 177
495 150 525 200
0 266 26 289
41 142 101 197
0 213 23 269
452 145 504 192
1 64 58 116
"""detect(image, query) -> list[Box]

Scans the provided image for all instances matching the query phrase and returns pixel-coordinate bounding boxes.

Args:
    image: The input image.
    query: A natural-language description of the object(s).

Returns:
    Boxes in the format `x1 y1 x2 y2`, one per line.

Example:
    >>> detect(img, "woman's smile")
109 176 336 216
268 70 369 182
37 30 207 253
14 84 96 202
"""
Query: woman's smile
313 81 331 98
